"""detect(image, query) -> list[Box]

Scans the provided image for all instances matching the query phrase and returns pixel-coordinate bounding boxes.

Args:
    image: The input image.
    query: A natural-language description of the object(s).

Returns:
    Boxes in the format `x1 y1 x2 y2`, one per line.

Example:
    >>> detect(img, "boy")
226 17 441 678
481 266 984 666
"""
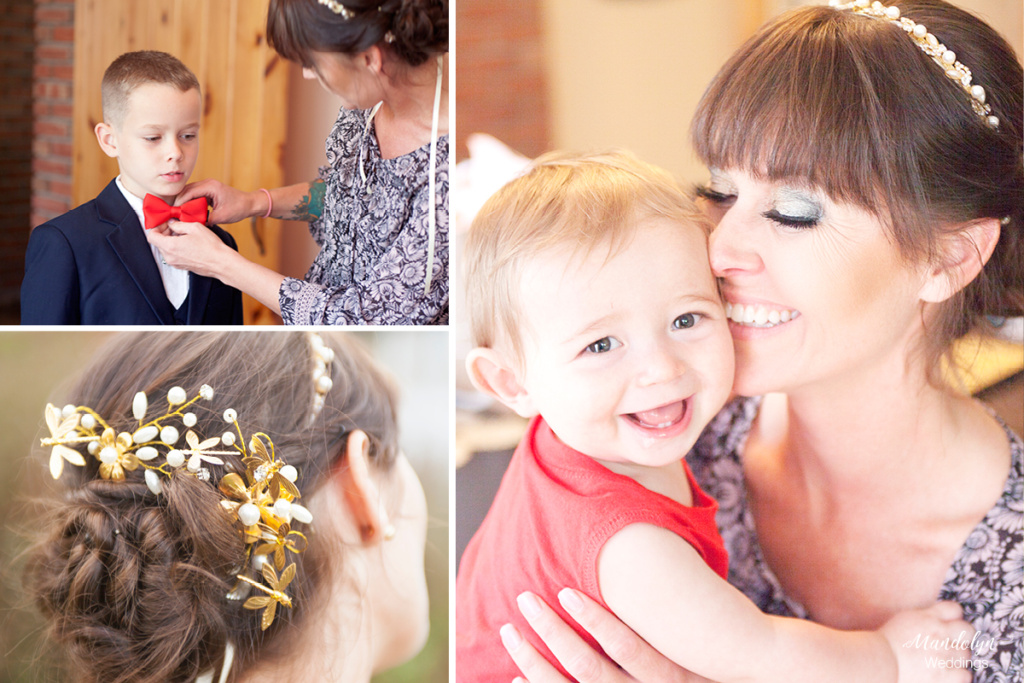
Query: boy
455 152 972 682
21 51 243 325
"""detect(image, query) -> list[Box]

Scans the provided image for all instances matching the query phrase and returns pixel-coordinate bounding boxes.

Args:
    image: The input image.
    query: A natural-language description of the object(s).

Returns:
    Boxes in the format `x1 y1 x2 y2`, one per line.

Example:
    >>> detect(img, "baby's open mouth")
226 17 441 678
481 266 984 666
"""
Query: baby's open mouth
625 399 689 430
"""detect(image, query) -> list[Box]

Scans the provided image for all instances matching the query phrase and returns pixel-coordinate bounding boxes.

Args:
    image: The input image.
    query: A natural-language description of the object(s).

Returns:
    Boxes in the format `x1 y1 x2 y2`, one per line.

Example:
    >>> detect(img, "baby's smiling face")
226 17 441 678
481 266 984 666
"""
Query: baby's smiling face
511 216 735 469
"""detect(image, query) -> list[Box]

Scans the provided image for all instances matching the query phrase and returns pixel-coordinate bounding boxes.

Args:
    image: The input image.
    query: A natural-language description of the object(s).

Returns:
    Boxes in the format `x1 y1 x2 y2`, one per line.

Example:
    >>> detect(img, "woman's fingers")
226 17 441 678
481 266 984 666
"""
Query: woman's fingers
501 622 576 683
175 179 250 224
509 591 635 683
174 179 220 206
554 589 702 683
145 221 226 276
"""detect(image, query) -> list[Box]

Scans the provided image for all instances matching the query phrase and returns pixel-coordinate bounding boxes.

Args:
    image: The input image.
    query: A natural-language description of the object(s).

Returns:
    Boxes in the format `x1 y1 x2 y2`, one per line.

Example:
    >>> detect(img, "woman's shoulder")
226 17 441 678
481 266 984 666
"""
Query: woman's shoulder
939 421 1023 679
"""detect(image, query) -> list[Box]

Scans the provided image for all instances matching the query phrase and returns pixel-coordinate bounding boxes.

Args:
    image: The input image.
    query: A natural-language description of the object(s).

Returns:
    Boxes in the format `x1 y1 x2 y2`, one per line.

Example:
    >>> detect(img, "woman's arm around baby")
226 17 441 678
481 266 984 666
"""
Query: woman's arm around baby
508 524 974 683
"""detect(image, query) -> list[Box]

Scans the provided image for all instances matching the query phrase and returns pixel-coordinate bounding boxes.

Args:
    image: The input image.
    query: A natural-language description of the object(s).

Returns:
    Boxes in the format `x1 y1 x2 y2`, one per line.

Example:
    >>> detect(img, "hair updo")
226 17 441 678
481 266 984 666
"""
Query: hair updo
691 0 1023 382
267 0 448 69
24 332 399 683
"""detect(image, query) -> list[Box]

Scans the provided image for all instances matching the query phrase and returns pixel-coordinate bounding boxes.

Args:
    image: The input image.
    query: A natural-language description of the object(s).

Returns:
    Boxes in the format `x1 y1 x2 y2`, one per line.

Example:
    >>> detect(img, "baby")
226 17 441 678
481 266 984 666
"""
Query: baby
21 50 242 325
455 151 973 682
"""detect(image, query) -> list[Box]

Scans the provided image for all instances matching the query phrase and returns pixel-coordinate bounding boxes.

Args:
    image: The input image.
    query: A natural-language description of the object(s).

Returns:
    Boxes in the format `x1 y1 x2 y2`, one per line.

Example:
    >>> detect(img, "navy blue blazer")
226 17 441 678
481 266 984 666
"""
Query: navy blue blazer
21 179 244 325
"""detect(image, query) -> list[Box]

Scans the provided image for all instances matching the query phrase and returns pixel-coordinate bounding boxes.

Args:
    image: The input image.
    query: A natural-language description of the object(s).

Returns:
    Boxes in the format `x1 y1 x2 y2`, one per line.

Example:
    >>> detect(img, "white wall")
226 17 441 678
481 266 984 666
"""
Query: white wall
540 0 1023 187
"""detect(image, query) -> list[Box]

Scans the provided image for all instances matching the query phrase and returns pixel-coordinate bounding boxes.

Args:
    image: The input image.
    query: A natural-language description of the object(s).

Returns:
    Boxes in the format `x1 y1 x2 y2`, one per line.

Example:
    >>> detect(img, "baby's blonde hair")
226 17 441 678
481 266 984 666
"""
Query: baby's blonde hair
465 150 711 365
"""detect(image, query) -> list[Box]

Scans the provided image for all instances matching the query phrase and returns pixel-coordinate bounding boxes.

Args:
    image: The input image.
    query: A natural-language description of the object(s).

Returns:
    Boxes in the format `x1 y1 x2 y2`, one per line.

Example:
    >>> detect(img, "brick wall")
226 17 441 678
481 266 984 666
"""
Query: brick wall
32 0 74 228
455 0 550 160
0 0 36 319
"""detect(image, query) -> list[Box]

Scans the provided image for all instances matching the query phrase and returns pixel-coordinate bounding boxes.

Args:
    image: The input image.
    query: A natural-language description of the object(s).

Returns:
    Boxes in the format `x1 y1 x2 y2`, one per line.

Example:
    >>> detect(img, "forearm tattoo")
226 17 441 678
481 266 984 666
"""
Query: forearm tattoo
292 180 326 222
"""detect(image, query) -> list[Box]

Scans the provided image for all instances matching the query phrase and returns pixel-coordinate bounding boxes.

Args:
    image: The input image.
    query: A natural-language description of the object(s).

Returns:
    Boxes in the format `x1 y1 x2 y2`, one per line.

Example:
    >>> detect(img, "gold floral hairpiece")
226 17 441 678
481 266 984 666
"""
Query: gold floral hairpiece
829 0 999 128
41 334 335 631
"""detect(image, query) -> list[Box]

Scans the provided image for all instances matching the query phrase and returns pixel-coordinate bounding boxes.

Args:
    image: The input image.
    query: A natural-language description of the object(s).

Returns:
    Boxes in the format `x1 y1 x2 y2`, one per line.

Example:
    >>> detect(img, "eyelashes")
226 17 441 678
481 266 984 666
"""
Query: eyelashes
694 185 734 205
761 209 820 228
695 184 821 229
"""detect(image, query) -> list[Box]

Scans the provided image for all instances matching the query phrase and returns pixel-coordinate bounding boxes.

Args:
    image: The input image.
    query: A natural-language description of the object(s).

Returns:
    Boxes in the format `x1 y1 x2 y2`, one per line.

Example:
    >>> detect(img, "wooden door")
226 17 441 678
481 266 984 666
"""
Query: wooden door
72 0 288 324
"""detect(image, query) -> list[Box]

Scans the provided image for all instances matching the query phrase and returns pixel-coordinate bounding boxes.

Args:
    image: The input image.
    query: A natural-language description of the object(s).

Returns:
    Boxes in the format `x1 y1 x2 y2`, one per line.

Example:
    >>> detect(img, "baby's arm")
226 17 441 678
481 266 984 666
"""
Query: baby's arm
599 524 972 683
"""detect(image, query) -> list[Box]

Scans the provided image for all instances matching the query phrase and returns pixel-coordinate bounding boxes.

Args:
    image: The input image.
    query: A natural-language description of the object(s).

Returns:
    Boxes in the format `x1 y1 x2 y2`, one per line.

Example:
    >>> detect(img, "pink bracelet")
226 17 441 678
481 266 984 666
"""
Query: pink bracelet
259 188 273 218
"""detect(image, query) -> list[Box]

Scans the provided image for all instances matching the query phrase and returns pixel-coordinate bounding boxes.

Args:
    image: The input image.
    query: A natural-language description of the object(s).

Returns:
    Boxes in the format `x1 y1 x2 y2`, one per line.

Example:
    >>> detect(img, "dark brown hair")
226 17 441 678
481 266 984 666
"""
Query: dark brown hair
24 332 399 682
101 51 201 129
267 0 448 69
692 0 1023 380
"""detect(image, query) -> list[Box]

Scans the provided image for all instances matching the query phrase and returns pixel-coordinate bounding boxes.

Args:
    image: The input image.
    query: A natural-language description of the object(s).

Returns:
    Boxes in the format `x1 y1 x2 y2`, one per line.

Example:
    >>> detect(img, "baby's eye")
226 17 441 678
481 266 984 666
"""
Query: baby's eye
144 136 160 142
672 313 702 330
180 133 197 141
584 337 621 354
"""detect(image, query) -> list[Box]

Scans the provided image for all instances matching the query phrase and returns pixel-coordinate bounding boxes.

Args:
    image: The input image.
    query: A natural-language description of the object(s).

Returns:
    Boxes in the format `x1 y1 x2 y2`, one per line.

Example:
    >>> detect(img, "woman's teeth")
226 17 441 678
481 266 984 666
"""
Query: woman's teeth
725 302 800 328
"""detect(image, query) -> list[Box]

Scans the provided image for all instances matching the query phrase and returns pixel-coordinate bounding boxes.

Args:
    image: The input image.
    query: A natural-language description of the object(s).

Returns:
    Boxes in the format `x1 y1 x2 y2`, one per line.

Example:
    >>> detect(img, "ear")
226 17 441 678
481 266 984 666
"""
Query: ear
94 121 119 159
361 45 383 74
336 429 392 546
919 218 1000 303
465 347 537 418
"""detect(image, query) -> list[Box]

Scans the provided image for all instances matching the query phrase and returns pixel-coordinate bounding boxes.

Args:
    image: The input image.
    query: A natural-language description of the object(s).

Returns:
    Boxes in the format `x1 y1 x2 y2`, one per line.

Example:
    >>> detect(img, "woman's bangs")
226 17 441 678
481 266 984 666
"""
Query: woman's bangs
692 10 888 212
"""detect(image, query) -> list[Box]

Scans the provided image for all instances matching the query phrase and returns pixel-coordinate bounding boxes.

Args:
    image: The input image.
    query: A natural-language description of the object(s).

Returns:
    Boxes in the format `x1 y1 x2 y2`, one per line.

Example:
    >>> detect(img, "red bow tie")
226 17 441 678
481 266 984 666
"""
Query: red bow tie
143 194 209 229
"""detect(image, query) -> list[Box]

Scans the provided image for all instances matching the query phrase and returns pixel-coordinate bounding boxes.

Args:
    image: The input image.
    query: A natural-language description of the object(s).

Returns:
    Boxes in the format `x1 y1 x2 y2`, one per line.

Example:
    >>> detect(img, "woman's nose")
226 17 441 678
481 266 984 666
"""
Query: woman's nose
708 208 763 277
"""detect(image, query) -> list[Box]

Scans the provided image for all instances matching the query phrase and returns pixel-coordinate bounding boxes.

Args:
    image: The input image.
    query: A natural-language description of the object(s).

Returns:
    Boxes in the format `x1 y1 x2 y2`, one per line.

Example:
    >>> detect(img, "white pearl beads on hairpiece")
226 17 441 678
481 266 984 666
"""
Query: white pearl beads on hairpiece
828 0 999 127
317 0 354 20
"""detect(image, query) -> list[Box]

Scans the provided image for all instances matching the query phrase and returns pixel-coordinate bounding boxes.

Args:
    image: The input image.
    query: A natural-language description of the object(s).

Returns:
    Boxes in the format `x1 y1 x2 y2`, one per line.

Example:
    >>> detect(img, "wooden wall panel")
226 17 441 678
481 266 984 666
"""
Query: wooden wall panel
72 0 288 324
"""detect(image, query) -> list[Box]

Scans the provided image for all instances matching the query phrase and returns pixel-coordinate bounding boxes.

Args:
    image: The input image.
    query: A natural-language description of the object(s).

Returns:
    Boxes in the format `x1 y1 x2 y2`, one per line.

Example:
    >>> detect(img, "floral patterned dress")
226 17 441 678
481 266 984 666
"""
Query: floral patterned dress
278 106 449 325
688 397 1023 683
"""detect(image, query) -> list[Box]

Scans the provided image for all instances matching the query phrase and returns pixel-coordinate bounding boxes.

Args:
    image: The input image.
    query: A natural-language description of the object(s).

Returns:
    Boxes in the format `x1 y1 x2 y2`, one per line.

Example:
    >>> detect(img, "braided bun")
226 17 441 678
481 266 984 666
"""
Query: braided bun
385 0 448 66
26 475 239 683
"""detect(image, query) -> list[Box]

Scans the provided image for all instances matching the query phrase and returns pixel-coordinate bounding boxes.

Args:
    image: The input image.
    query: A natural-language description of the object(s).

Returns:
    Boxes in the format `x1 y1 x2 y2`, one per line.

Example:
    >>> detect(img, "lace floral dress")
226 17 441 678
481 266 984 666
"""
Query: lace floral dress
278 107 449 325
688 397 1023 683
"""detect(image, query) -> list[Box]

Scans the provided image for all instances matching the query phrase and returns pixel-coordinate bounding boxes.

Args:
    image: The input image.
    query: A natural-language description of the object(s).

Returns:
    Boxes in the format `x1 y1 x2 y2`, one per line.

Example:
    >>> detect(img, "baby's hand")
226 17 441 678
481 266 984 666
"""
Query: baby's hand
879 602 974 683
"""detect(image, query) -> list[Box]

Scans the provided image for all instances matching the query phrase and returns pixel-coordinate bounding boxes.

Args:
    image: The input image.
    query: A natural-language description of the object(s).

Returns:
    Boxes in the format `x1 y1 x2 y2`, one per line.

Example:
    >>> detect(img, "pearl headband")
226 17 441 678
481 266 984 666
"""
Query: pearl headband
829 0 999 128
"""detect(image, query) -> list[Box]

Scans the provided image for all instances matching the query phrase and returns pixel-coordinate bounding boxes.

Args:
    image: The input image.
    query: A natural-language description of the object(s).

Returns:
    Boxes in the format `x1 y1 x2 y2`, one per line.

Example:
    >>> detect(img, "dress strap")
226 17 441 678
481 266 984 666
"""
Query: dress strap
423 53 444 295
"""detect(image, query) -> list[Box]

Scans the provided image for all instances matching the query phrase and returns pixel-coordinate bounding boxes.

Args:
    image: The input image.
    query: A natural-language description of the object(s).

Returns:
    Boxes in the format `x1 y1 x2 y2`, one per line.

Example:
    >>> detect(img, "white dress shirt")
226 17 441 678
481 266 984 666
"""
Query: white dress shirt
115 177 190 309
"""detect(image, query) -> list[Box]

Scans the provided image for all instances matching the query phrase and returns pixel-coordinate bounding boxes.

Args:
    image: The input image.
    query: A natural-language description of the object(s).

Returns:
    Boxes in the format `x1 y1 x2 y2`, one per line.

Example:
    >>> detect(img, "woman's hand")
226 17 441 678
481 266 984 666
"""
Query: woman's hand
175 179 261 225
878 602 975 683
146 221 235 280
506 590 706 683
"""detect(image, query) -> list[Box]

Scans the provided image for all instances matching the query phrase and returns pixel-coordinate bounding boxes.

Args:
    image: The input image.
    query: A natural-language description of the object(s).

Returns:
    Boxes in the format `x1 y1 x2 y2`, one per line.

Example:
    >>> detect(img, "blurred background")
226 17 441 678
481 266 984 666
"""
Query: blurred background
0 330 449 682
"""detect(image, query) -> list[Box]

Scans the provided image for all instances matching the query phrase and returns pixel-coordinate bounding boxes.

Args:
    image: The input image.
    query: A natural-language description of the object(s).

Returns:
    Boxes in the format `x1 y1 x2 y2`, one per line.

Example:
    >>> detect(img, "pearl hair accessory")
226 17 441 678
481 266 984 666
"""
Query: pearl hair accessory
828 0 999 128
316 0 396 45
40 333 338 631
317 0 354 20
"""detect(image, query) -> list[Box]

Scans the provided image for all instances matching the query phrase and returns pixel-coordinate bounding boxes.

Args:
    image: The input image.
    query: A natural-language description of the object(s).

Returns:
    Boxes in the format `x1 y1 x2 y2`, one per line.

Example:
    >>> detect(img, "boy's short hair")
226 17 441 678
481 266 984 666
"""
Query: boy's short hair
101 51 201 129
465 150 711 365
